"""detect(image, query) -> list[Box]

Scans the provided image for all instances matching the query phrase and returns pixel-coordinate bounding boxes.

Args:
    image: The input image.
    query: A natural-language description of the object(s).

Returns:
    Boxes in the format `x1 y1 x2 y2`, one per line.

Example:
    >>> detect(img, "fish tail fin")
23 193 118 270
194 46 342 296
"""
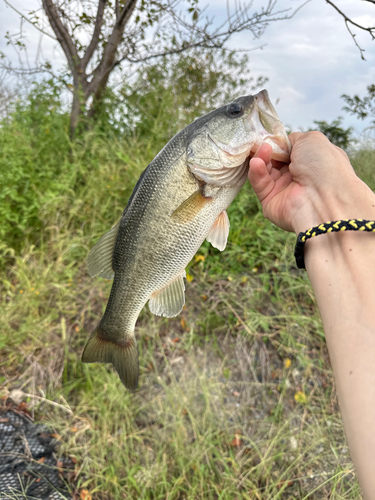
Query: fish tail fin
81 328 139 391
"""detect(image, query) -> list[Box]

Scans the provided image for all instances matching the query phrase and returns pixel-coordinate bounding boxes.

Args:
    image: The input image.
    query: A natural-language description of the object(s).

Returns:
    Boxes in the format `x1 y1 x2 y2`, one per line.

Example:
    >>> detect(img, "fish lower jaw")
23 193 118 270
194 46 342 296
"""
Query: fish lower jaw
211 133 290 163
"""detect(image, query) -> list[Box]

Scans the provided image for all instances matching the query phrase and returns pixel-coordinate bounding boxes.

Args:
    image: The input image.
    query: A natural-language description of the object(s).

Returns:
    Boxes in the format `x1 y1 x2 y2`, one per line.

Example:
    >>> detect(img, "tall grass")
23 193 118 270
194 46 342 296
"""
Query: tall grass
1 84 375 498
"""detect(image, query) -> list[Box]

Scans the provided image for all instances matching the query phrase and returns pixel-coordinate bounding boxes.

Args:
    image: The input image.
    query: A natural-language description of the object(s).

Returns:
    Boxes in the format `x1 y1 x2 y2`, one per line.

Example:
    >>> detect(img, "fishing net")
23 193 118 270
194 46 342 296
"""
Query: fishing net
0 408 71 499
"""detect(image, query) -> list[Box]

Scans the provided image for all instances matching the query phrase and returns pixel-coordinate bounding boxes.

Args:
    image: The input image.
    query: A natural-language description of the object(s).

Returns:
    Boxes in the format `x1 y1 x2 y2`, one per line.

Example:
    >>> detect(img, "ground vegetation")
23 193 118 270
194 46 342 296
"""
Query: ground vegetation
1 75 374 498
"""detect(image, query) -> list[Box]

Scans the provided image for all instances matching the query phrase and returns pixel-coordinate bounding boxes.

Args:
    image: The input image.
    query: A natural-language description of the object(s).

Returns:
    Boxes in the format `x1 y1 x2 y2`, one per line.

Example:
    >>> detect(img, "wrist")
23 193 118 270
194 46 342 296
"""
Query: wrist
291 176 375 236
295 219 375 269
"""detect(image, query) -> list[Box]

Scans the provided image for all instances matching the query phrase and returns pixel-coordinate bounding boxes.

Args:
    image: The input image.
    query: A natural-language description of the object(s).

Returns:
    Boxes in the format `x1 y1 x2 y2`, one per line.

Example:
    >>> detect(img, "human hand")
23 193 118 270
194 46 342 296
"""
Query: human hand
248 131 373 234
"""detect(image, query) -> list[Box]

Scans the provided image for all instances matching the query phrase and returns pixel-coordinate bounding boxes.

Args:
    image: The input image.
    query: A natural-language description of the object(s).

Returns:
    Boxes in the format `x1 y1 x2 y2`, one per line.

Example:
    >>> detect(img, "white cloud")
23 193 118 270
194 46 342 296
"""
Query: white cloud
223 0 375 134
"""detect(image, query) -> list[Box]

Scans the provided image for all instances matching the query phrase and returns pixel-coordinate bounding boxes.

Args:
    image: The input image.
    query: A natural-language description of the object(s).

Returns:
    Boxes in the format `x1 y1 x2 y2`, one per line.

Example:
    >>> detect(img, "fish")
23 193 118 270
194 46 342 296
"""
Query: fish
82 89 291 391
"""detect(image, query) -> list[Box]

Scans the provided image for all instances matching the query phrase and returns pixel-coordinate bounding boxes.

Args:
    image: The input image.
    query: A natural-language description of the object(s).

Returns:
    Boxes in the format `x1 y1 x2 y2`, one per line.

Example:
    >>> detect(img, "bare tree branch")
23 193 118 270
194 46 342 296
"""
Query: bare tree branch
345 18 366 60
117 0 138 26
116 42 267 67
42 0 80 73
326 0 375 35
87 0 138 95
0 59 71 89
118 1 303 66
2 0 310 136
3 0 56 40
82 0 107 69
326 0 375 60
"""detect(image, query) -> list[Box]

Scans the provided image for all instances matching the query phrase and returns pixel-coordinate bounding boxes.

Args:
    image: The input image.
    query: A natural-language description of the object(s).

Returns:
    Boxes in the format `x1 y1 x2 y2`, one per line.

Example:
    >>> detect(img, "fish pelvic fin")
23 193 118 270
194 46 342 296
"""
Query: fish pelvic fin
206 210 230 251
81 329 139 391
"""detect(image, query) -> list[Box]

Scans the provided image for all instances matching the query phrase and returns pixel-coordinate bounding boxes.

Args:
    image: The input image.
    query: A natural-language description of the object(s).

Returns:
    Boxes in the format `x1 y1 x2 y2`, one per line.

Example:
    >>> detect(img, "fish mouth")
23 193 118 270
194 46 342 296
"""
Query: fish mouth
251 90 291 162
210 90 291 164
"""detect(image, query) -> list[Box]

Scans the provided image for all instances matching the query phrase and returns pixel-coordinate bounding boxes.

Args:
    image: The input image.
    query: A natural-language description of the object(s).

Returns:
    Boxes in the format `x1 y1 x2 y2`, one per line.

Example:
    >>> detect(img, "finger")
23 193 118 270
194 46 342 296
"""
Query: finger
288 132 304 146
248 156 275 203
271 158 288 169
254 143 273 164
254 144 273 176
270 168 282 181
278 165 290 175
333 144 350 160
269 164 289 181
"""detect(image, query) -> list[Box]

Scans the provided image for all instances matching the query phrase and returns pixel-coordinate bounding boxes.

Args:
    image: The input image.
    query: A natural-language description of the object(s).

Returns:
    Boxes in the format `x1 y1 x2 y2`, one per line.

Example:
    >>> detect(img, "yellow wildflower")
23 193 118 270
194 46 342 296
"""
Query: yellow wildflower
284 358 291 369
294 391 307 404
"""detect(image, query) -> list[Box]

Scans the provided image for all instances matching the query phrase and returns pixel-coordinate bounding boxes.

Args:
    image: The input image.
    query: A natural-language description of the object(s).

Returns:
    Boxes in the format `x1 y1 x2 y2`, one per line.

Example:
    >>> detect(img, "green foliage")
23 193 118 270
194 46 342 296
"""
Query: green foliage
2 80 374 498
350 147 375 189
0 51 263 255
2 65 375 497
310 117 354 149
112 50 266 149
342 84 375 127
0 80 70 250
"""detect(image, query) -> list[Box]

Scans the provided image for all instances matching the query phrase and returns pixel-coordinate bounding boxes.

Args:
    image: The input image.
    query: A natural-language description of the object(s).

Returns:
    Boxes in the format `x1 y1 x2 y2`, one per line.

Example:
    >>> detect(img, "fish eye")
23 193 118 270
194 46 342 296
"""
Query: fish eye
227 102 243 117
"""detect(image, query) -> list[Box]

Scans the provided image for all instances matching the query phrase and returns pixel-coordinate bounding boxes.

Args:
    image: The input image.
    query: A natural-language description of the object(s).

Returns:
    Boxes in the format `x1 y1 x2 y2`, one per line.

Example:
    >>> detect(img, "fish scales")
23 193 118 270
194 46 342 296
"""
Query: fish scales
107 134 239 332
82 90 291 391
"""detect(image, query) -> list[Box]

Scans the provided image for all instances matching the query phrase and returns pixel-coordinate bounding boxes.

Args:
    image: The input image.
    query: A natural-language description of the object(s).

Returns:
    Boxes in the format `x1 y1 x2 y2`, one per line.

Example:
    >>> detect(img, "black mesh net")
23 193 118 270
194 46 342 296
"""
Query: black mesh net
0 409 72 499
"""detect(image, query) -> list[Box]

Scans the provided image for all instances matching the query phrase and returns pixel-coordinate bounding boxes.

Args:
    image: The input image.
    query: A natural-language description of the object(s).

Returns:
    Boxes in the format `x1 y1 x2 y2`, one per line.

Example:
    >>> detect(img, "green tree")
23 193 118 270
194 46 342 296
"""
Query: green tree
0 45 260 251
342 85 375 128
311 117 354 149
1 0 300 137
118 50 266 148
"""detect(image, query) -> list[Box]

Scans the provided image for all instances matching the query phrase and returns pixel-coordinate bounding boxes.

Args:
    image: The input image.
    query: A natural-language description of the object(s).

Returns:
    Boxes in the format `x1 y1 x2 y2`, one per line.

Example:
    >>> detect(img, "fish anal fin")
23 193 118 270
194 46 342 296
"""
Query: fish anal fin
171 189 211 224
149 273 185 318
206 210 230 251
82 328 139 391
87 221 120 279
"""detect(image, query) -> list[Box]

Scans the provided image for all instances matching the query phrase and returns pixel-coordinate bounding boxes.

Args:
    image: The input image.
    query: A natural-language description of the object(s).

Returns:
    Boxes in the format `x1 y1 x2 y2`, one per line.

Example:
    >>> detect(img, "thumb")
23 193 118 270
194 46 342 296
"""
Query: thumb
248 156 275 204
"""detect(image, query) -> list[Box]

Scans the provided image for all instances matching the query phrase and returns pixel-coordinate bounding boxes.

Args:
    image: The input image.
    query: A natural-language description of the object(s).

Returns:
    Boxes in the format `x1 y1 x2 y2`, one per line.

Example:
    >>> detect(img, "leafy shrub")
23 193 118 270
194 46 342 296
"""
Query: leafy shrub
0 81 71 250
0 52 261 256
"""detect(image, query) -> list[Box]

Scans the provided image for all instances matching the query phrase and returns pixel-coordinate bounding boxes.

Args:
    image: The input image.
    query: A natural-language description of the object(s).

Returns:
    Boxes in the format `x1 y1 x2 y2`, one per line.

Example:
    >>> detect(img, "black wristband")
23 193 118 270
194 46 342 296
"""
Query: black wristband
294 219 375 270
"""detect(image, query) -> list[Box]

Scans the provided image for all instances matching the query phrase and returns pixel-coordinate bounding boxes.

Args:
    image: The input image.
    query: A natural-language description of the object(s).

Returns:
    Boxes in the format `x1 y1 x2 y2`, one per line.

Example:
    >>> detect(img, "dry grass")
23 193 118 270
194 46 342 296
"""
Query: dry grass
2 145 374 499
1 251 361 499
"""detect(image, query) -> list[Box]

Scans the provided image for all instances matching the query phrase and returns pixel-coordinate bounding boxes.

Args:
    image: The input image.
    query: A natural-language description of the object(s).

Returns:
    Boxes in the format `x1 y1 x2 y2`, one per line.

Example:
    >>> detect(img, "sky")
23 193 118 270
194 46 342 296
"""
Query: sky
0 0 375 136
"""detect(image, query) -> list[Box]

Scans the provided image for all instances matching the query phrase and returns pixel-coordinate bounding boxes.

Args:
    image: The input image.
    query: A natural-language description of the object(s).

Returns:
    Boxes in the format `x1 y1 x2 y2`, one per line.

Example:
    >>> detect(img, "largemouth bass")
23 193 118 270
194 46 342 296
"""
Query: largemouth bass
82 90 291 390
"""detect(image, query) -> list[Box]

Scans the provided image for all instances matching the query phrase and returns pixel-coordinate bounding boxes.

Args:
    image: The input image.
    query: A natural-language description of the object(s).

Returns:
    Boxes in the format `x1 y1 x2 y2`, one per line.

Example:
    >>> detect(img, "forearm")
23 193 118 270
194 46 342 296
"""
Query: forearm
249 133 375 496
304 213 375 498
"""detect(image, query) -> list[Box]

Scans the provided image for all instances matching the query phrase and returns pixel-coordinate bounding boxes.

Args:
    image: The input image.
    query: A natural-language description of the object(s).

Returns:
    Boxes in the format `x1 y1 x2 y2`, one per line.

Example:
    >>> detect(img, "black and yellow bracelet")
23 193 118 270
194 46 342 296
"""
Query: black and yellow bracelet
294 219 375 269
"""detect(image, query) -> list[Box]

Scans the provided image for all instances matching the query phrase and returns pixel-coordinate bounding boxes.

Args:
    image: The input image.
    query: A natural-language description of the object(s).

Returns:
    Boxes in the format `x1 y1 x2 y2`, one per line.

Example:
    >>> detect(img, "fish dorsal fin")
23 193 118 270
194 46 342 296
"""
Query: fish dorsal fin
87 221 120 279
206 210 230 251
149 272 186 318
171 188 211 224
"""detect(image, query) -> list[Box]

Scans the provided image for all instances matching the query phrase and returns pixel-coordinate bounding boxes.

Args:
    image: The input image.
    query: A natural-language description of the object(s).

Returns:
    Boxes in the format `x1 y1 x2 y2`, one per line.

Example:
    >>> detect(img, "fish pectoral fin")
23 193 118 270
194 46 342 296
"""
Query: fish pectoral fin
190 159 249 187
82 328 139 391
171 188 211 224
149 272 186 318
206 210 230 251
87 220 120 279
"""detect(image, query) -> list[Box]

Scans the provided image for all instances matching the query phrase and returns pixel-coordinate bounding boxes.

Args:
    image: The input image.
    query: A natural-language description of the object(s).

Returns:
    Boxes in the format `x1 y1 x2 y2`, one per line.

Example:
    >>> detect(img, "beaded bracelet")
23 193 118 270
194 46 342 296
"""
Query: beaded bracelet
294 219 375 269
